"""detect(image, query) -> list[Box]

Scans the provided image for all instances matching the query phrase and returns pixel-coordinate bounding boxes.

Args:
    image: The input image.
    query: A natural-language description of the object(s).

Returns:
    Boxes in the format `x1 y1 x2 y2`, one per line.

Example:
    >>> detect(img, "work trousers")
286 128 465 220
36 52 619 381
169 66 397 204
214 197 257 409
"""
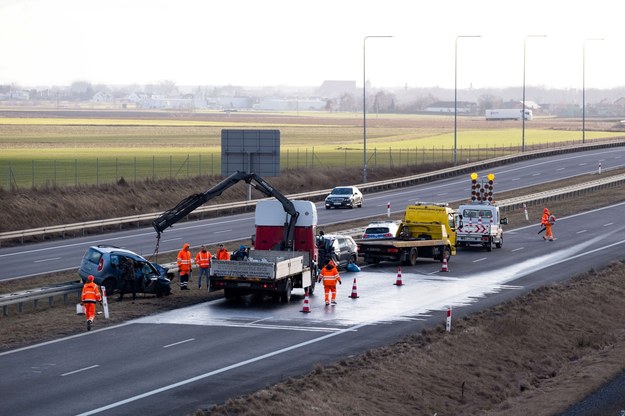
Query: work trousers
323 284 337 303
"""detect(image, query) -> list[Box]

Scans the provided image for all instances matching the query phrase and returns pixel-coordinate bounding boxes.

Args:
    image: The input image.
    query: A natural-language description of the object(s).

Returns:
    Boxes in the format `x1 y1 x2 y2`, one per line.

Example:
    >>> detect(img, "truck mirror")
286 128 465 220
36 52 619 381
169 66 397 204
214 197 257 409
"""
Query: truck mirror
500 218 509 225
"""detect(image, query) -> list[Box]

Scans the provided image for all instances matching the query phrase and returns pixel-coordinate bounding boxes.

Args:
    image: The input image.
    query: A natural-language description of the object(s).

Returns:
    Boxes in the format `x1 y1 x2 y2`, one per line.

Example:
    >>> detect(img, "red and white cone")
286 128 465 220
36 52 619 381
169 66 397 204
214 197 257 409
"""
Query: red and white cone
441 256 449 272
394 267 404 286
300 289 311 313
348 277 359 299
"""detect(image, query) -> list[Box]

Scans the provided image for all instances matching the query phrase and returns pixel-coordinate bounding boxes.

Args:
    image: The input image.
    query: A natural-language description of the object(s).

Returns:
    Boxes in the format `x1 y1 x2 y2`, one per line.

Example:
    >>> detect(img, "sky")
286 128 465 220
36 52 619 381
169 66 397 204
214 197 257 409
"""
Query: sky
0 0 622 91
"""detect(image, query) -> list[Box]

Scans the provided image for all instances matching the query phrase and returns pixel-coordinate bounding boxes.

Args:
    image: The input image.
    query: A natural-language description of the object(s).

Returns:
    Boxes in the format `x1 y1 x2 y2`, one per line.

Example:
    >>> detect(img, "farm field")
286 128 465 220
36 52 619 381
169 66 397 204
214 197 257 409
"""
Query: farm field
1 109 623 188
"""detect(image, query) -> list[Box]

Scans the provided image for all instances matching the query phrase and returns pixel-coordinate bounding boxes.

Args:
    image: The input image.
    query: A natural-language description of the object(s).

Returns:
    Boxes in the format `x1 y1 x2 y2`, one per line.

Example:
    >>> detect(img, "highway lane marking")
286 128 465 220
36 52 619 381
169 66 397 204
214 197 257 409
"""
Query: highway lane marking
163 338 195 348
556 167 565 171
578 163 587 166
473 258 487 263
214 229 233 234
161 238 181 243
61 364 99 377
34 257 61 263
511 247 524 252
511 177 520 181
76 322 369 416
604 223 614 227
247 317 272 325
576 230 588 234
531 173 540 176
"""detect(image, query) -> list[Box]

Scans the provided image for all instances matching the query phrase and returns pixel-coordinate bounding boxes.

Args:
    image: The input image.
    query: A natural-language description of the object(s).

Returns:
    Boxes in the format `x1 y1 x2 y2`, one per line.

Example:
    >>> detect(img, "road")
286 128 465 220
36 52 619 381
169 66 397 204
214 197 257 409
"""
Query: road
1 146 625 282
1 201 625 415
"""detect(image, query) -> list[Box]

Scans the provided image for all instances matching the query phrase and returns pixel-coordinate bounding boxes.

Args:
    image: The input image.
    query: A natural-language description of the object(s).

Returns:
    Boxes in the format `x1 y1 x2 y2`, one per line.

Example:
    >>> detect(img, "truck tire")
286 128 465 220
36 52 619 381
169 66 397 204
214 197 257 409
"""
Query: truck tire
280 279 292 303
308 279 316 296
485 237 493 252
440 246 452 263
402 248 418 266
496 235 503 249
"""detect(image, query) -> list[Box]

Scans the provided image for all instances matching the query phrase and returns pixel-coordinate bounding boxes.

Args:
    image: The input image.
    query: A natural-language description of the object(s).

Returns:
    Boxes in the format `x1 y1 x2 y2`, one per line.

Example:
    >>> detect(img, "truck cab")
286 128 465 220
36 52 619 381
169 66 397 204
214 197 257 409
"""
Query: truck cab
457 202 508 251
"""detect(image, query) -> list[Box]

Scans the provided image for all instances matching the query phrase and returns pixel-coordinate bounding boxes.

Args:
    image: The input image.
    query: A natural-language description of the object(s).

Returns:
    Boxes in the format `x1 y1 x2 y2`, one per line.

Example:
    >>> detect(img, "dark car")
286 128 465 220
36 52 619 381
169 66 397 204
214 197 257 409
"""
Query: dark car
78 245 172 297
324 186 363 209
317 233 358 269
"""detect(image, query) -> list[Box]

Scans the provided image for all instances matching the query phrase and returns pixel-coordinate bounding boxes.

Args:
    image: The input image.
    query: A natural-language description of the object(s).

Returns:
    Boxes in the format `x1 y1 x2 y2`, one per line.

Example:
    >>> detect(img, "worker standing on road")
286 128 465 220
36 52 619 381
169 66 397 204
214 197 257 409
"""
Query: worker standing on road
177 243 192 290
195 245 212 289
216 244 231 260
318 260 341 306
541 207 556 241
81 275 102 331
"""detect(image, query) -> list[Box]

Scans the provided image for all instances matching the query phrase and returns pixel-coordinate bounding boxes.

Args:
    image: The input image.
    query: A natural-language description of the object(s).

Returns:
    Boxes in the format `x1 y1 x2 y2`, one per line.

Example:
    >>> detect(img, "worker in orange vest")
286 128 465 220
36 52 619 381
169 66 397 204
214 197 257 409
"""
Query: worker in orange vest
317 260 341 306
177 243 192 290
216 244 231 260
81 275 102 331
195 245 212 289
541 208 556 241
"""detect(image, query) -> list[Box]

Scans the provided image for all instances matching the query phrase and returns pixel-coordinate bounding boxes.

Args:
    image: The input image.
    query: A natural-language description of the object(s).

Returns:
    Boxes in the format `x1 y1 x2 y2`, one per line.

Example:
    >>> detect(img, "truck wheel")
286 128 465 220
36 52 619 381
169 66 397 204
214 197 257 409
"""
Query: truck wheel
409 248 418 266
280 279 292 303
485 237 493 252
308 279 316 296
496 236 503 249
441 247 452 263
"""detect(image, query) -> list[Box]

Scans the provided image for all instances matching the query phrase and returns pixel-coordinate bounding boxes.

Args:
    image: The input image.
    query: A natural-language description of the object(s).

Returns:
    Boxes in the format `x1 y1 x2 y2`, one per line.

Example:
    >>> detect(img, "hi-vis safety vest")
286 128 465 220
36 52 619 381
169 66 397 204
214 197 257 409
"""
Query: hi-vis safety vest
320 266 341 286
177 249 192 273
195 251 211 268
81 282 102 304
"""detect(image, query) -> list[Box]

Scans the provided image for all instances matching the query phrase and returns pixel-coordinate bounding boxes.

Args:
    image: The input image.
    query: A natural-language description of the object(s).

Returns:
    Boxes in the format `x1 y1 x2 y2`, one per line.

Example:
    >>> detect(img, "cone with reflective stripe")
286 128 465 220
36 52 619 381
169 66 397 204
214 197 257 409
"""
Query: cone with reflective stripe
348 277 359 299
394 266 404 286
300 289 311 313
441 256 449 272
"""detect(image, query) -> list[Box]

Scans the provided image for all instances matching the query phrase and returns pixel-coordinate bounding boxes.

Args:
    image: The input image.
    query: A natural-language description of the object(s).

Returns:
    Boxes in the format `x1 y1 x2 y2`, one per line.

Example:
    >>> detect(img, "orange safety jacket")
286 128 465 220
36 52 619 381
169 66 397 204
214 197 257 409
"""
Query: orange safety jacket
216 248 231 260
195 250 212 268
177 247 192 273
541 212 555 226
81 282 102 304
320 266 341 286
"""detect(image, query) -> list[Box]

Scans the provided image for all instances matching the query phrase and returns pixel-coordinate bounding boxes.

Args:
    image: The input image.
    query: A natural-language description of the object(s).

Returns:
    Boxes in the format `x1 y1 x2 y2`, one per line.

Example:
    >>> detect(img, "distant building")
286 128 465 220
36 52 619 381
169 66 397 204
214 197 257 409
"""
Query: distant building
254 98 325 111
317 80 357 99
424 101 477 114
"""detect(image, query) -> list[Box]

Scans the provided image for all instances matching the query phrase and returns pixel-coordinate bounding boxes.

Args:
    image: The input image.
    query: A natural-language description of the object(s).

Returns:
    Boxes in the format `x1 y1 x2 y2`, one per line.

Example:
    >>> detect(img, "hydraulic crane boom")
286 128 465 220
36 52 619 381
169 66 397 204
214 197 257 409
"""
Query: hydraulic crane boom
152 171 299 250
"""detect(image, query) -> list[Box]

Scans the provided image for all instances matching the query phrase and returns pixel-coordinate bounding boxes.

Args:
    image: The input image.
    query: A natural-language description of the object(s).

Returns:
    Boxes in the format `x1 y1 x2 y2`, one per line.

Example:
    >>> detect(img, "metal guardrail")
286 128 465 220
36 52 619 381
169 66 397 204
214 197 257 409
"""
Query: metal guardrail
0 281 83 316
2 139 624 245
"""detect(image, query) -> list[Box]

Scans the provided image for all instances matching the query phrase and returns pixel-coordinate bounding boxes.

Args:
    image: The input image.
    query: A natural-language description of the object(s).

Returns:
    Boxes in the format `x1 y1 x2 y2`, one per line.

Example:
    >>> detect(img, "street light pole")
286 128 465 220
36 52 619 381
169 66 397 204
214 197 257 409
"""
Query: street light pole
583 38 603 144
522 35 546 152
363 35 393 184
454 35 480 165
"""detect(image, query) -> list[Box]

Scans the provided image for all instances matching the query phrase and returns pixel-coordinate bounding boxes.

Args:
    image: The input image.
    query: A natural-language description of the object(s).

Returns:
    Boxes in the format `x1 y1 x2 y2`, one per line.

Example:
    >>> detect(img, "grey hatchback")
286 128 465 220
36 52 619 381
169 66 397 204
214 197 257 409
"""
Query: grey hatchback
78 245 172 298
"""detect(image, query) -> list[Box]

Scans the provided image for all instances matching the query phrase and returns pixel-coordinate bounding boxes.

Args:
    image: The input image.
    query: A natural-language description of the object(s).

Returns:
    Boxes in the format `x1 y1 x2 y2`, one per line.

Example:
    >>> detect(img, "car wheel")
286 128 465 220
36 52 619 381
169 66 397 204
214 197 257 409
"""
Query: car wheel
102 278 116 297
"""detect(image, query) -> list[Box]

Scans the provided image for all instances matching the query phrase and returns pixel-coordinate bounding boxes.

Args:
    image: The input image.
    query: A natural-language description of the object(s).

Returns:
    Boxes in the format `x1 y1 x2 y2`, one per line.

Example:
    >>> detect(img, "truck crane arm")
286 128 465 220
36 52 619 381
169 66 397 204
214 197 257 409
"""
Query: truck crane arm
152 171 299 250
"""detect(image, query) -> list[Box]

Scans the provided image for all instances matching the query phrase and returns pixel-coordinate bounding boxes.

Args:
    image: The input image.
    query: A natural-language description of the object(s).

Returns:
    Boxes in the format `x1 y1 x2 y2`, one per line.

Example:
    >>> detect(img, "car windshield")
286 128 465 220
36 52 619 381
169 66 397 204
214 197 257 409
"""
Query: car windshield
332 188 352 195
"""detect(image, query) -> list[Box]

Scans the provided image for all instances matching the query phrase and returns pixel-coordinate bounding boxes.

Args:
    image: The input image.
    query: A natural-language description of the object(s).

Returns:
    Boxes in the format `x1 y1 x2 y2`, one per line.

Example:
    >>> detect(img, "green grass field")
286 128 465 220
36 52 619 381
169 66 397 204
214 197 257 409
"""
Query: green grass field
0 112 621 188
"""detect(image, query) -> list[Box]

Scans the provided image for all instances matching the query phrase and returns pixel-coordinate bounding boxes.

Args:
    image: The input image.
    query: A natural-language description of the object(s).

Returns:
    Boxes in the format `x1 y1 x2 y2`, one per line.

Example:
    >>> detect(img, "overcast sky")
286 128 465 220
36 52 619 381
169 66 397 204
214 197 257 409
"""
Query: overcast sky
0 0 621 91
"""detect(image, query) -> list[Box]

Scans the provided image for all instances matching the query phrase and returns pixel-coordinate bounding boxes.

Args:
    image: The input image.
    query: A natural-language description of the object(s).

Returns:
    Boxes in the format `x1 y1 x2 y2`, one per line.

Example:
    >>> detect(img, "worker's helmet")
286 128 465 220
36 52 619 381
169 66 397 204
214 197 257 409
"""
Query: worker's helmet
543 208 549 213
87 275 94 281
183 243 190 249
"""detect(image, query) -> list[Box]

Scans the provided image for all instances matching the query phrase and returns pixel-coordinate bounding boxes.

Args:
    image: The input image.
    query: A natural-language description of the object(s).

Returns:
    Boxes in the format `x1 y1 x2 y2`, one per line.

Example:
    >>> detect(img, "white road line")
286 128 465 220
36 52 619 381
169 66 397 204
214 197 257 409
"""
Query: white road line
531 173 540 176
61 365 99 377
34 257 61 263
473 257 487 263
556 167 565 171
579 163 587 166
163 338 195 349
511 178 520 181
214 230 232 234
604 223 614 227
437 192 448 196
511 247 524 252
247 318 272 325
162 238 181 243
576 230 588 234
77 323 369 416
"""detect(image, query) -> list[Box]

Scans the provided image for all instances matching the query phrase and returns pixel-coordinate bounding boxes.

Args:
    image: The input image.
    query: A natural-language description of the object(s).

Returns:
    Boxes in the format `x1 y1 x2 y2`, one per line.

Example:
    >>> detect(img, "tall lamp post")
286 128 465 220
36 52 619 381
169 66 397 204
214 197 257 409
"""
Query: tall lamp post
454 35 481 165
363 35 393 184
583 38 603 144
522 35 546 152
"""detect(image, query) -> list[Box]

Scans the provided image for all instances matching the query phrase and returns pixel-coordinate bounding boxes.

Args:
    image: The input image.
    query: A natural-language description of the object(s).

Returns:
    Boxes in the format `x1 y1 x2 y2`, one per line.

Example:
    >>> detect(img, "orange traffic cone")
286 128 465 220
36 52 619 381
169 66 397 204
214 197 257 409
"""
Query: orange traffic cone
348 277 359 299
300 289 311 313
394 266 404 286
441 256 449 272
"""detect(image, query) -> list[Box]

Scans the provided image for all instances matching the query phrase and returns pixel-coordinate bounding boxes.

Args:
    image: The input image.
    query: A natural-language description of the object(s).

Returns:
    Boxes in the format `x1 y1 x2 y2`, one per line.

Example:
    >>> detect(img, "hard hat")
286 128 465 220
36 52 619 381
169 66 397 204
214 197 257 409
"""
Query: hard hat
87 275 94 281
183 243 190 249
543 208 549 213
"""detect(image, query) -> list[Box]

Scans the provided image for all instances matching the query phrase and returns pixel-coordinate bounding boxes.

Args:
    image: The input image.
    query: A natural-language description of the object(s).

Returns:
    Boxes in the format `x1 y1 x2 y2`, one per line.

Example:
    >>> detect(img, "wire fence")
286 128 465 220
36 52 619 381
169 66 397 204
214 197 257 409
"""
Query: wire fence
0 140 597 190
